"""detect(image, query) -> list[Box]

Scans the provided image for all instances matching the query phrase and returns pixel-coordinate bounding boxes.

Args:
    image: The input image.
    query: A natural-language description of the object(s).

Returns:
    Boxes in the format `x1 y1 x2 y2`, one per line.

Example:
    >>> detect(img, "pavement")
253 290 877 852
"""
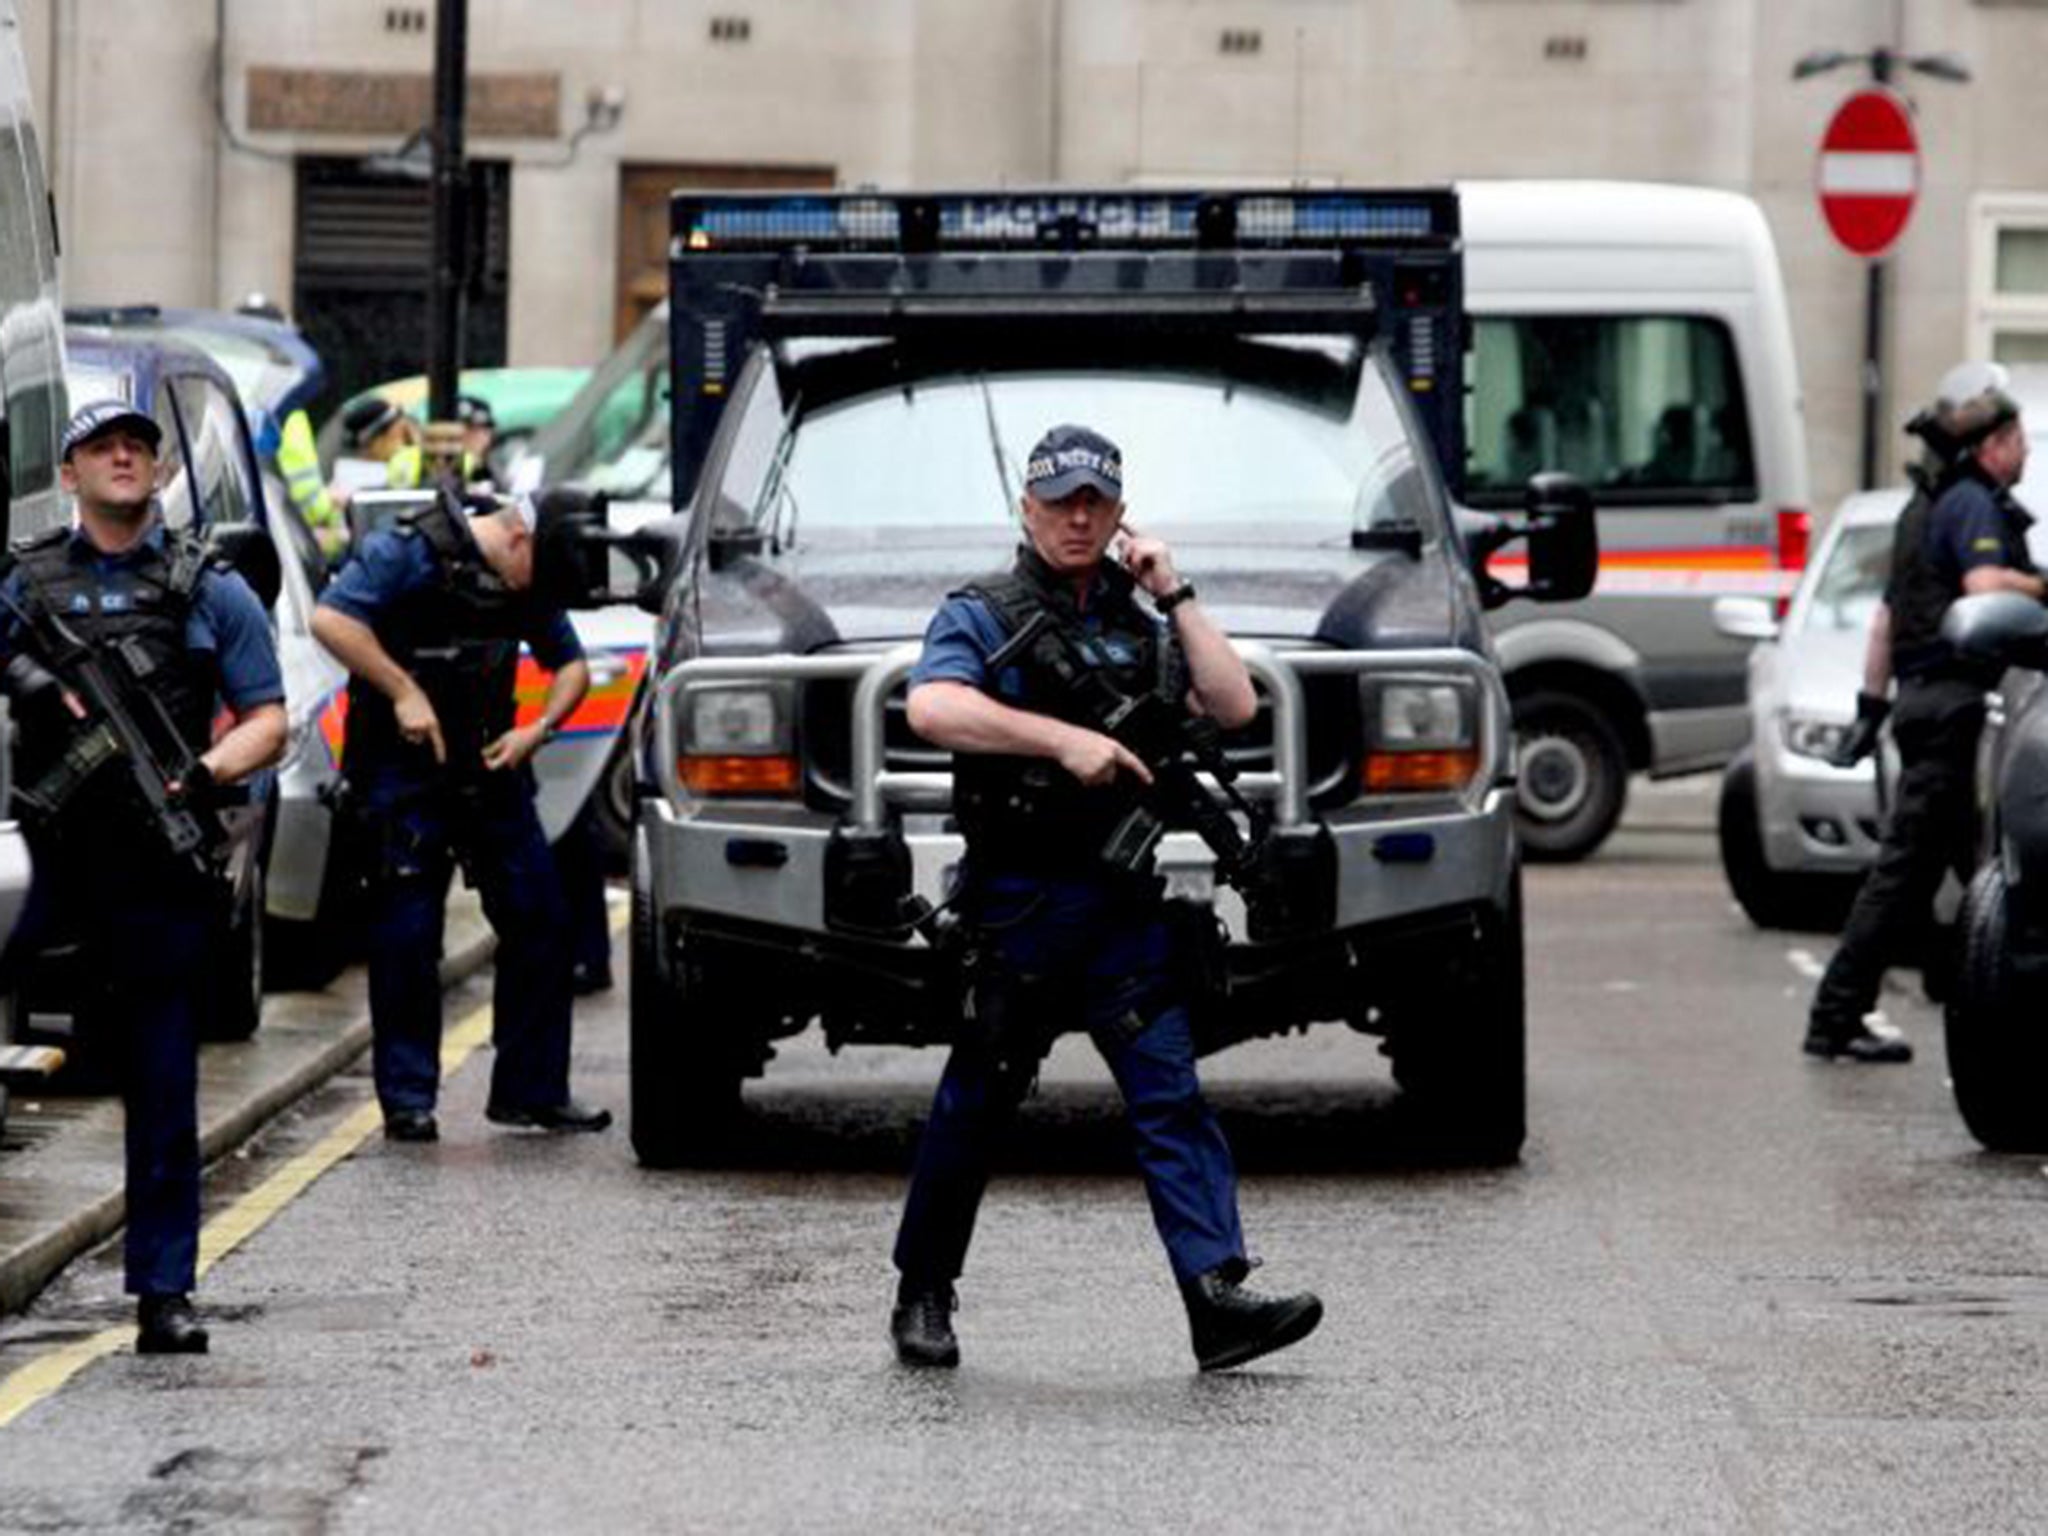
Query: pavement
0 891 496 1315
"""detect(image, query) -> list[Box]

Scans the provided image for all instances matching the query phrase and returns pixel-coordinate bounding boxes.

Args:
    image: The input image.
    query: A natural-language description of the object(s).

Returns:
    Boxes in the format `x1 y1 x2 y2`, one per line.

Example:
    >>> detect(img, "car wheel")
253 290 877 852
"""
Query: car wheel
629 828 743 1169
1945 864 2048 1152
1389 868 1526 1165
1512 690 1628 863
205 864 264 1043
263 827 364 992
591 736 635 874
1716 751 1860 932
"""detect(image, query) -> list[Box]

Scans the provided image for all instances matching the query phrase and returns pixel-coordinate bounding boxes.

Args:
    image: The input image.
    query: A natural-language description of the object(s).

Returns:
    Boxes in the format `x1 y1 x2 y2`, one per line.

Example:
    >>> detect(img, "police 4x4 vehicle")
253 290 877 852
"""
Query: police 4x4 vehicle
617 190 1597 1168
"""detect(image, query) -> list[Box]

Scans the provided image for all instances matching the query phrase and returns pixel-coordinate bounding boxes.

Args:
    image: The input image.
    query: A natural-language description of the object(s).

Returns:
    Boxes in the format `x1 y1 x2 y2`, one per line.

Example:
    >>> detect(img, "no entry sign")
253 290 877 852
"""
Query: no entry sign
1817 88 1920 258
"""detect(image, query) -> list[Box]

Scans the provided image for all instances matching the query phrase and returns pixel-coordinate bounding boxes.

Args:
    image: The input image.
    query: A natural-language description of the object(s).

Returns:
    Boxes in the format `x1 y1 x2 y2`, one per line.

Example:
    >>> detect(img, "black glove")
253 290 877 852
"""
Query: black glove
1828 692 1890 768
0 654 67 726
172 760 218 811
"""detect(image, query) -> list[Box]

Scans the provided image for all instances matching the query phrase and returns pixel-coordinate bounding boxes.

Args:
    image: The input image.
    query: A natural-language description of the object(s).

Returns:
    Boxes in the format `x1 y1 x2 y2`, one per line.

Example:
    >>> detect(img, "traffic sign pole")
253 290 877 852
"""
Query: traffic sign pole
1862 55 1892 492
1816 75 1919 489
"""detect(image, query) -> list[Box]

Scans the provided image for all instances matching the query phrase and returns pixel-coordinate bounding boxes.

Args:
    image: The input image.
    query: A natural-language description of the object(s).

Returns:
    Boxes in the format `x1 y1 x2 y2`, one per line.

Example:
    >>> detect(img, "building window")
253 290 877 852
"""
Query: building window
1969 194 2048 363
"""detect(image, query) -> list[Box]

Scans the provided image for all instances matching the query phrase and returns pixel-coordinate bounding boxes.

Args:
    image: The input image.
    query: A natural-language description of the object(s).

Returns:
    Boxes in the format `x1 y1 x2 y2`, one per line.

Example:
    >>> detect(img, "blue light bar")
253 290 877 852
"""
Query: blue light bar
680 191 1451 250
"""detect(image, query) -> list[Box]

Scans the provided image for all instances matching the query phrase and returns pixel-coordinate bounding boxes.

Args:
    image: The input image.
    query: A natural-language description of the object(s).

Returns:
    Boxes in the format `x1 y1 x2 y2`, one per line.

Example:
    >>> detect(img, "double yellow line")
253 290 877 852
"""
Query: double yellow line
0 999 496 1430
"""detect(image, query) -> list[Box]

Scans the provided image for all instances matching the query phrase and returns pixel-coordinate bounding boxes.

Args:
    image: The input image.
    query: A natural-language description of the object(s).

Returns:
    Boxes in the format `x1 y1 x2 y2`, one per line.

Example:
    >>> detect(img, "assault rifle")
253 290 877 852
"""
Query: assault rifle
0 584 223 878
986 606 1334 943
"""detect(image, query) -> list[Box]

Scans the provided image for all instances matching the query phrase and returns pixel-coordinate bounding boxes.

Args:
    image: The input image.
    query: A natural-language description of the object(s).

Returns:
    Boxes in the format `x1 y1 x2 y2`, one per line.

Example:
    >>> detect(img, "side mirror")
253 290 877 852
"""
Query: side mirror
1468 472 1599 609
1941 591 2048 670
1711 595 1780 643
533 487 684 615
1522 473 1598 603
206 523 282 611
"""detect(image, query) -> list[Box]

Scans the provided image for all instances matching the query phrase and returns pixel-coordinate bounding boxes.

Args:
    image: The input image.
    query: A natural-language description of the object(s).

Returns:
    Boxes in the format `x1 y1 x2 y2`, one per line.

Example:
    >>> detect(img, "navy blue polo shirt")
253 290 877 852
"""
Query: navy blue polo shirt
1931 478 2036 580
911 574 1163 704
319 523 584 670
0 521 284 713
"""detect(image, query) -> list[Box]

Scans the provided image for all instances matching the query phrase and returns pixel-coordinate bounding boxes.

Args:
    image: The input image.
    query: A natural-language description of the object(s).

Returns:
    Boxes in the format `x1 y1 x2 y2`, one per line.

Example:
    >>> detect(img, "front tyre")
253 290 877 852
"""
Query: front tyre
629 826 742 1168
1512 690 1629 863
1717 750 1859 932
1390 871 1527 1165
1945 864 2048 1152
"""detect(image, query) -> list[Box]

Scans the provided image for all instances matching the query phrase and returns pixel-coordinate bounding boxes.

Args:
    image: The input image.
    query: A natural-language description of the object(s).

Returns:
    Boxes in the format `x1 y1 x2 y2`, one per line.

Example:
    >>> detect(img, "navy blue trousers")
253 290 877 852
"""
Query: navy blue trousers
361 766 573 1115
14 838 207 1297
894 874 1246 1287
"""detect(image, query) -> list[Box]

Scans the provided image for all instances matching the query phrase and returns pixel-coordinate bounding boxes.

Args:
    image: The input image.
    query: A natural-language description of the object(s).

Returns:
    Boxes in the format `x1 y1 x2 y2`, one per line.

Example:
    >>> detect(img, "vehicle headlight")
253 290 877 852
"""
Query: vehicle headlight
1360 678 1481 793
1781 712 1851 762
677 681 800 796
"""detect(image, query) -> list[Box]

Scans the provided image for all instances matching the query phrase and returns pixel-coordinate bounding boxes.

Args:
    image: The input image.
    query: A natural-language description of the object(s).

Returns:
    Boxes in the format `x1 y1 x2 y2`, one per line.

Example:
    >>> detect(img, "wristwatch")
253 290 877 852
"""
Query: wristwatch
1156 581 1198 614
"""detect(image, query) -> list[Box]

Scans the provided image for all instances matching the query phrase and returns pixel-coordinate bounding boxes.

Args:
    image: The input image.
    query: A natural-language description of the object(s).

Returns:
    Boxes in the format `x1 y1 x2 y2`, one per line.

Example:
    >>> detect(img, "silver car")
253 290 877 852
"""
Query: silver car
1715 372 2048 930
1712 493 1897 929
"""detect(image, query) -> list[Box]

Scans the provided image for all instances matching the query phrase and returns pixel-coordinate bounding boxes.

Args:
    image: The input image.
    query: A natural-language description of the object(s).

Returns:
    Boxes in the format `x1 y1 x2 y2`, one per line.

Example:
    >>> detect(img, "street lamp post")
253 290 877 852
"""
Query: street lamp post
1794 45 1969 490
426 0 469 439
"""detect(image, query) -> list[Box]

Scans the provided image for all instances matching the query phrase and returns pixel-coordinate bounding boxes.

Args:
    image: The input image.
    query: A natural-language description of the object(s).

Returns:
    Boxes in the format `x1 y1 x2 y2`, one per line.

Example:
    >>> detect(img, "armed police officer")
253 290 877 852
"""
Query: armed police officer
2 402 286 1353
310 491 611 1141
1808 363 2041 1063
888 424 1324 1373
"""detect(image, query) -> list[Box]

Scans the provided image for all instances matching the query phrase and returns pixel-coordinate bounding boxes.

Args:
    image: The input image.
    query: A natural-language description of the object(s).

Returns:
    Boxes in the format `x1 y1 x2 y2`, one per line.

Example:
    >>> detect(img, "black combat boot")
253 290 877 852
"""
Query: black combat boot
890 1278 960 1369
1181 1264 1323 1372
1803 1016 1913 1064
136 1294 210 1356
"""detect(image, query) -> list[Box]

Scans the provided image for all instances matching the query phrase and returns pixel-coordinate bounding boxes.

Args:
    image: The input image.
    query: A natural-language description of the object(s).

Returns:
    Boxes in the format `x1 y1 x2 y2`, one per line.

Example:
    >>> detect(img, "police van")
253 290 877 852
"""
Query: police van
607 188 1599 1170
527 180 1809 867
0 0 64 1117
1463 181 1810 859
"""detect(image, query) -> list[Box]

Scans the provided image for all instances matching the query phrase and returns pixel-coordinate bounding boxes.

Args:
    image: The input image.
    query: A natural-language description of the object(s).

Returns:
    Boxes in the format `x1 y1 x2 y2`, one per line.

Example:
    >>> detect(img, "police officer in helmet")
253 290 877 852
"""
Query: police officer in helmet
1809 363 2041 1062
2 402 287 1353
888 424 1324 1372
310 490 609 1141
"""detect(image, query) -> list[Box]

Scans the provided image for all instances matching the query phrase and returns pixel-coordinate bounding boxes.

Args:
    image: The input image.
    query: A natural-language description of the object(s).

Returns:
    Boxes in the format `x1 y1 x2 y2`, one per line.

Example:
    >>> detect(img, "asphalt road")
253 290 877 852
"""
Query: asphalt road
2 785 2046 1533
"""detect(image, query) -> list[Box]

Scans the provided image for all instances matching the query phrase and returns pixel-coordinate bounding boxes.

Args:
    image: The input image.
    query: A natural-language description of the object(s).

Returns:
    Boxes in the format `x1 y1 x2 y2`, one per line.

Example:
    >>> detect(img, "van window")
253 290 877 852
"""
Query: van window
151 377 197 532
0 119 62 510
1465 315 1757 506
171 375 258 529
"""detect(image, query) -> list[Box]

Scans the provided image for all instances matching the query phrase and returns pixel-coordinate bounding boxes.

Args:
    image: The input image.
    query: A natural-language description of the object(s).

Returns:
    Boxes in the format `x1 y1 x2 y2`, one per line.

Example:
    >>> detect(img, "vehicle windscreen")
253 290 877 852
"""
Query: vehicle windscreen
527 306 666 489
1802 521 1890 634
712 341 1443 546
165 326 299 415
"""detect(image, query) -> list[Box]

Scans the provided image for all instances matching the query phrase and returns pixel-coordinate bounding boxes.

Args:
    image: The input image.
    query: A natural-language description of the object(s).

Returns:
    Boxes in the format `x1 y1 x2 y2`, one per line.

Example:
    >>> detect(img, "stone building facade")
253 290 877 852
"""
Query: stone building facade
15 0 2048 509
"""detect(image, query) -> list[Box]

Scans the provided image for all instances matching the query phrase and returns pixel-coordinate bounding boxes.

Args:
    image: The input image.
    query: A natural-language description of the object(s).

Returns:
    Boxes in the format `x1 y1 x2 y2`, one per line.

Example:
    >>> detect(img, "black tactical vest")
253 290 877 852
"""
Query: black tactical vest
949 545 1180 872
344 498 532 774
8 525 216 802
1886 462 2038 684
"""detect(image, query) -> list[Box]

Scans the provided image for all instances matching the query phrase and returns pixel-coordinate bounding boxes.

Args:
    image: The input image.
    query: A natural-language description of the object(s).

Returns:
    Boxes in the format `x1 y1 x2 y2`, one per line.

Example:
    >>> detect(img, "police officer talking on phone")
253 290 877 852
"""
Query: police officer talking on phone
887 424 1324 1372
2 402 287 1354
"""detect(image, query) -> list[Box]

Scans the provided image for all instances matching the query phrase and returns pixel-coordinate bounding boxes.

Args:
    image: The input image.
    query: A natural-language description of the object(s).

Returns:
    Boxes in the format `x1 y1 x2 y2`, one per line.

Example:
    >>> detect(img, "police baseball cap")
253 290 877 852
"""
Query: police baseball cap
341 396 406 450
62 400 162 459
1025 424 1123 502
455 393 496 431
1935 360 2023 447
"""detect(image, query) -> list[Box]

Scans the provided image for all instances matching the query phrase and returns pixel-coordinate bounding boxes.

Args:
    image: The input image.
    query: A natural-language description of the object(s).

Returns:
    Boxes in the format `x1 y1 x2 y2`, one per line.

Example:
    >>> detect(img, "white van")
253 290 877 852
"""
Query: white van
0 0 64 534
0 0 64 1108
1461 180 1810 859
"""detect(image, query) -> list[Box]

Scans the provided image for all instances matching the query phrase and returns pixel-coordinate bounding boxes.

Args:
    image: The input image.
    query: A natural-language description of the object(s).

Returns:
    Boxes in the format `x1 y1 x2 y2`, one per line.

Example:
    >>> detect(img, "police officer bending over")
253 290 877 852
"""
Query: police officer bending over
3 403 287 1353
1809 363 2041 1063
889 424 1323 1372
310 492 610 1141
